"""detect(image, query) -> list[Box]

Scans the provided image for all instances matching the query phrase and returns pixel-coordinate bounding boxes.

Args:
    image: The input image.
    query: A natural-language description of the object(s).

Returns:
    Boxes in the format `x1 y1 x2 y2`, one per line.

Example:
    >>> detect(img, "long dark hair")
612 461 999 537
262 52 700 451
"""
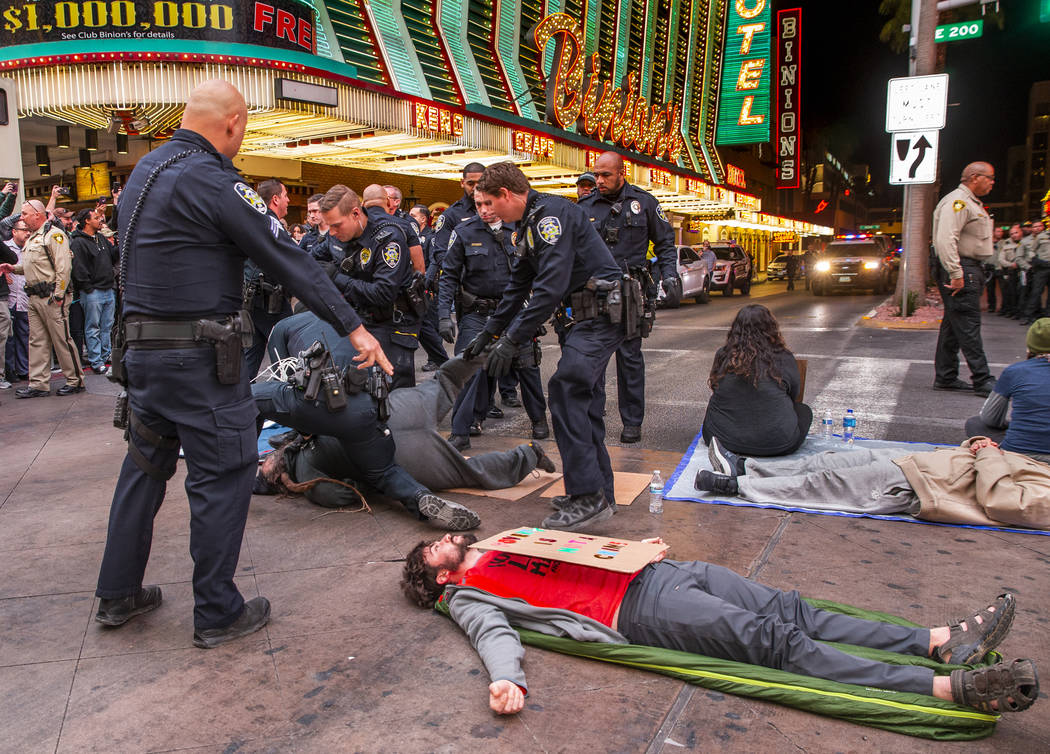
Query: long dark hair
709 304 788 390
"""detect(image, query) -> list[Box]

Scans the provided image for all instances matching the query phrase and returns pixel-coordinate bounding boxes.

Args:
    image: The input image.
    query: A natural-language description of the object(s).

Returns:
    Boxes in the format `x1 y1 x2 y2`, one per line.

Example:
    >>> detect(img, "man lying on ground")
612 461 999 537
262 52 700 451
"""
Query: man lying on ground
697 435 1050 530
401 533 1038 716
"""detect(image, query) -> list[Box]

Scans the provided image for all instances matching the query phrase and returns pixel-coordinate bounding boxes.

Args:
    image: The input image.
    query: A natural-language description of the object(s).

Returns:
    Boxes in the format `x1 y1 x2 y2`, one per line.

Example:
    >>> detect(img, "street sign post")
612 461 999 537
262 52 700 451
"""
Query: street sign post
934 19 983 43
885 73 949 132
889 130 940 185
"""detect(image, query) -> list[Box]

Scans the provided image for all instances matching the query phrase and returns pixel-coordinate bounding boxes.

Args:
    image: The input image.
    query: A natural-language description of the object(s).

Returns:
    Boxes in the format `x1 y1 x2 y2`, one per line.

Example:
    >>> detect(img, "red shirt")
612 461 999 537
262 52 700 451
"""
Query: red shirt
458 551 638 628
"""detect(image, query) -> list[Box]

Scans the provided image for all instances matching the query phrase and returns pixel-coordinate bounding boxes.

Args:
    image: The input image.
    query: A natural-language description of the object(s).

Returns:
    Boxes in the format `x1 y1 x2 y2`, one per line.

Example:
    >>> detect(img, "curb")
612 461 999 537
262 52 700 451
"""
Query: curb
857 315 941 330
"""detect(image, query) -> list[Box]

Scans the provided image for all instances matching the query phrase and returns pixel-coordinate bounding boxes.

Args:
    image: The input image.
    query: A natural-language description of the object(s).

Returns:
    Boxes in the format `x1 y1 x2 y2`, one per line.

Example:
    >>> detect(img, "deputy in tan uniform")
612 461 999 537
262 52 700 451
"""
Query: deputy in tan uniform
997 223 1024 317
0 200 84 397
931 161 995 397
1020 220 1050 324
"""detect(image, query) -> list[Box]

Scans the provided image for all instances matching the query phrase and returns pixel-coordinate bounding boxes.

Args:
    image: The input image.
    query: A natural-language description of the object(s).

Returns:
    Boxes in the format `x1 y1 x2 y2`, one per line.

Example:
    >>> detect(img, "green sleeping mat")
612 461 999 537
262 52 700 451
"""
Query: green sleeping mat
436 596 999 741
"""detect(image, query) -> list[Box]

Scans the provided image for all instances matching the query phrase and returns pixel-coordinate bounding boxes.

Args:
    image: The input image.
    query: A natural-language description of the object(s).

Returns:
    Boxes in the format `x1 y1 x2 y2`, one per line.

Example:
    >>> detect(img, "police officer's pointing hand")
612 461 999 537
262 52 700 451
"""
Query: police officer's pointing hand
348 325 394 375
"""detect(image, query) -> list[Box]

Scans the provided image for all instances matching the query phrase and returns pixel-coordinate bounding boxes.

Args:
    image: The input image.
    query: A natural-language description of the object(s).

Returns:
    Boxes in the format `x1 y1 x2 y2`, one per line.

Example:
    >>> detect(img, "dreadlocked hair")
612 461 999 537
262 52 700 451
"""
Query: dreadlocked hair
709 304 788 391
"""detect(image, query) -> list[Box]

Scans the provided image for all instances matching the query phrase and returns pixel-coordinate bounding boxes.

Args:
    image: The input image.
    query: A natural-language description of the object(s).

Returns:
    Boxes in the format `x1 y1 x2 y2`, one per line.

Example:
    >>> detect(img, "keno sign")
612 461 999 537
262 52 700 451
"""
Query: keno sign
775 8 800 189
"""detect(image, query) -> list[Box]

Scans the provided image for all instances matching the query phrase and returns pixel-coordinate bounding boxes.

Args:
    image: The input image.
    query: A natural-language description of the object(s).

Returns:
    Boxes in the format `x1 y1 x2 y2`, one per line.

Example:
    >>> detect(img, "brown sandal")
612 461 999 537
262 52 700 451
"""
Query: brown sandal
934 593 1015 665
950 659 1040 713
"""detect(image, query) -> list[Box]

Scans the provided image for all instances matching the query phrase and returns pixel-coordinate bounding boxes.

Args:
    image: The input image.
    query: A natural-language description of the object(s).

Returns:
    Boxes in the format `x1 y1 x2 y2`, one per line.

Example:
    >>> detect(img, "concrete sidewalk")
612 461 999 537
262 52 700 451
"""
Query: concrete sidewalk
2 360 1048 752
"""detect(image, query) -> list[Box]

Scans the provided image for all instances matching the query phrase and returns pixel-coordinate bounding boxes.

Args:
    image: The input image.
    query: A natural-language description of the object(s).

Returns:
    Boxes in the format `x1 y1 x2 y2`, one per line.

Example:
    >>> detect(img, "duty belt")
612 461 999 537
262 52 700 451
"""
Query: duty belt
124 315 234 349
25 281 56 298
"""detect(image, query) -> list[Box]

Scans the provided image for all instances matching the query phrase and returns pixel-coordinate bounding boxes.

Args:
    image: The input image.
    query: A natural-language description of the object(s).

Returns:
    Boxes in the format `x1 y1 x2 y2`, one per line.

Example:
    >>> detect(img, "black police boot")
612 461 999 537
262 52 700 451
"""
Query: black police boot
620 425 642 443
529 441 557 473
415 492 481 531
193 596 271 649
694 470 739 496
541 491 614 531
502 393 522 408
486 405 504 419
707 437 747 476
15 387 50 398
531 421 550 439
95 586 163 626
973 379 996 398
448 434 471 451
469 421 483 436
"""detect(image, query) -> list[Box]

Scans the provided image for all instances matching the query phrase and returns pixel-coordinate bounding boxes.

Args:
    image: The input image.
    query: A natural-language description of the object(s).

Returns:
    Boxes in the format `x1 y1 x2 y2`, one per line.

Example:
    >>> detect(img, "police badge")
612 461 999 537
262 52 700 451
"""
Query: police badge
630 200 642 215
537 216 562 245
360 247 372 266
383 242 401 268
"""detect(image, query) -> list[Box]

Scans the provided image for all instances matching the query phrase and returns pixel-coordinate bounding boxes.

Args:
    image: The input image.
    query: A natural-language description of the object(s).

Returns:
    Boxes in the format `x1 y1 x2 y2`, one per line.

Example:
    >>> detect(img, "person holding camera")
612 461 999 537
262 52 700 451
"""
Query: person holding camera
0 199 84 398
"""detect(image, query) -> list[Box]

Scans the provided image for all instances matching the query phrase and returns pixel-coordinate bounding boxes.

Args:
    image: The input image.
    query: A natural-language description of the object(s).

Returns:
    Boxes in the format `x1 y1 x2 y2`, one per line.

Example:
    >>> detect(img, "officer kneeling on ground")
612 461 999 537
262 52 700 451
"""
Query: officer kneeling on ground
251 310 481 530
462 162 627 531
92 80 391 650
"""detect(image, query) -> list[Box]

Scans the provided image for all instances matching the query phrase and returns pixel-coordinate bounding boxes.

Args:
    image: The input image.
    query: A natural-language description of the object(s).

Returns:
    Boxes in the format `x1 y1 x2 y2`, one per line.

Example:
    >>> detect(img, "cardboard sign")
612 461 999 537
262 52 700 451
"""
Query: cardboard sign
470 527 668 573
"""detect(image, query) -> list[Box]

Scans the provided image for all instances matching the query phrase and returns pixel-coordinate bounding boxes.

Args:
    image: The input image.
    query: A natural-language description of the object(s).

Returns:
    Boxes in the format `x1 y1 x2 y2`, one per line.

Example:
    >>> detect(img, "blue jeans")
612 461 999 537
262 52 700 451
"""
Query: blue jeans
81 288 116 368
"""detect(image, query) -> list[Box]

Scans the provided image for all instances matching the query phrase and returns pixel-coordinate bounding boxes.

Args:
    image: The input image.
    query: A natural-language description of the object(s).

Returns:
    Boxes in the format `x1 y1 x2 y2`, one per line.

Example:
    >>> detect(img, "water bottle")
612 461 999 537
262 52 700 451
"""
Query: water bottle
649 470 664 514
843 409 856 446
821 410 834 440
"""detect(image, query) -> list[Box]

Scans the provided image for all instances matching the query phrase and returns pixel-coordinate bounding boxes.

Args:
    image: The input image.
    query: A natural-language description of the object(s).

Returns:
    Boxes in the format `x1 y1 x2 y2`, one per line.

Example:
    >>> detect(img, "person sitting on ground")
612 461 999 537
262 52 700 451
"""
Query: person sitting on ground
256 352 558 506
698 435 1050 530
964 318 1050 464
702 304 811 456
401 533 1038 716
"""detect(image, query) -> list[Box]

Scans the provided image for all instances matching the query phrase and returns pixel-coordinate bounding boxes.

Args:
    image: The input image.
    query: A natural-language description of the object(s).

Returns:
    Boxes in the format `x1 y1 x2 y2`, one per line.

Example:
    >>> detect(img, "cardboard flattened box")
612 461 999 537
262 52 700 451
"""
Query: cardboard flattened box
470 527 668 573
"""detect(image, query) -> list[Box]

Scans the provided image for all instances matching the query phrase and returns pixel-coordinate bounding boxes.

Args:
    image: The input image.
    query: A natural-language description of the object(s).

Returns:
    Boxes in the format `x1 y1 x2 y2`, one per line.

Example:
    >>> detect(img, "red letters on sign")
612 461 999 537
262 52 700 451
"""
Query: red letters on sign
254 3 275 32
298 18 313 51
275 9 295 41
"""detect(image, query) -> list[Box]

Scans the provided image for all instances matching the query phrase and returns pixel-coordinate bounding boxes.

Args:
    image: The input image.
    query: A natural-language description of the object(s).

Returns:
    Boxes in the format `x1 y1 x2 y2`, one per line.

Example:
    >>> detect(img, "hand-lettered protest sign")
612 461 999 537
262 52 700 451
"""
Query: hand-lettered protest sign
470 527 668 573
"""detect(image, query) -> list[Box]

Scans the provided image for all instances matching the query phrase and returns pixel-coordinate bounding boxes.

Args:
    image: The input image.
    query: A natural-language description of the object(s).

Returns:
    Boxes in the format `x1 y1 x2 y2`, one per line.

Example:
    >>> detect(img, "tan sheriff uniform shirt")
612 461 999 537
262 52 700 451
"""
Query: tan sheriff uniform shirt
932 184 992 279
1033 231 1050 263
11 222 72 296
1016 233 1037 271
998 239 1021 270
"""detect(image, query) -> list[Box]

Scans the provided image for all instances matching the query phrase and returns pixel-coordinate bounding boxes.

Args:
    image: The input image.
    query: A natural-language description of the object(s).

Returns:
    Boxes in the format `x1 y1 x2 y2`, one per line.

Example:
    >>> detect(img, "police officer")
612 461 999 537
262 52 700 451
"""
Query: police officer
462 162 624 531
437 190 549 450
578 151 678 443
575 171 596 201
1020 221 1049 324
383 185 426 274
1014 221 1037 319
0 199 85 398
985 226 1003 313
252 310 480 530
931 161 996 397
242 178 294 377
91 80 390 648
997 224 1023 317
320 184 422 390
409 203 448 372
299 192 329 255
426 162 486 284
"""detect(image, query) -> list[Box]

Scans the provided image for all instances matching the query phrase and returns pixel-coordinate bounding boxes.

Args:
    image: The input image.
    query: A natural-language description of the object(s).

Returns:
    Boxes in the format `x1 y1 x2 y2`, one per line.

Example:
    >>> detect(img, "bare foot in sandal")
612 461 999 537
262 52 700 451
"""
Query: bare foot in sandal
929 593 1016 665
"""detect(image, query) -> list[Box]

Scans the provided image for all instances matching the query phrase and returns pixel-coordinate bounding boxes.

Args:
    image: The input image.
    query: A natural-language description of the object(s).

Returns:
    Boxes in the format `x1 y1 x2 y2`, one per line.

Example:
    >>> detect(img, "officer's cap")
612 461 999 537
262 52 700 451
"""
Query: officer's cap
576 172 596 186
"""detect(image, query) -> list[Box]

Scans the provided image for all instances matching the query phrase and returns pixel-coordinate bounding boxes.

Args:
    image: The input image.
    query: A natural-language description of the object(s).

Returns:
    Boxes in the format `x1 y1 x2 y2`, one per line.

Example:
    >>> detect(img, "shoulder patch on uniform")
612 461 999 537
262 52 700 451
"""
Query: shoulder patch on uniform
630 200 642 215
448 230 457 248
435 214 445 232
51 232 65 244
382 242 401 268
656 206 670 223
537 216 562 245
952 200 965 212
235 182 268 214
360 247 372 266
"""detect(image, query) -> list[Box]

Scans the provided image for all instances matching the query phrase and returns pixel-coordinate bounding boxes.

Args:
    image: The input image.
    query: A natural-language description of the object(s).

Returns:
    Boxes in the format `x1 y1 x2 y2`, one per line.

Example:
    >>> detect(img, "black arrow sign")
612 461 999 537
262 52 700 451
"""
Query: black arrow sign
909 135 932 178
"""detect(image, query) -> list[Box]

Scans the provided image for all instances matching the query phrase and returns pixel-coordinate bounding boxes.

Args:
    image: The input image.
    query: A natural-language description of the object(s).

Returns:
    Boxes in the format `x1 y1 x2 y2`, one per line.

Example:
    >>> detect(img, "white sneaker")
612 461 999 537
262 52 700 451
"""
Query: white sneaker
0 380 11 389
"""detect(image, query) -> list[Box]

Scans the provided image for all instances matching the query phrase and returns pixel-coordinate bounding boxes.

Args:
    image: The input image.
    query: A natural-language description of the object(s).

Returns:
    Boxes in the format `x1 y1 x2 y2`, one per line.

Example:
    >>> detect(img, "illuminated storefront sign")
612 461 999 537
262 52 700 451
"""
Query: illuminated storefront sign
773 231 798 242
413 102 463 138
0 0 315 53
735 192 761 211
649 168 672 188
512 130 555 158
726 164 746 188
532 13 685 163
775 8 801 189
716 0 772 145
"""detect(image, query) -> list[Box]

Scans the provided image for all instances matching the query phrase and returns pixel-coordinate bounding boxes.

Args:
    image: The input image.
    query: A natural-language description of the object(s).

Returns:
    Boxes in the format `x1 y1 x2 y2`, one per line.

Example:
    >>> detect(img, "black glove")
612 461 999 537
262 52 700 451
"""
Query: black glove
661 276 680 296
316 261 339 281
438 317 456 344
463 330 496 360
485 337 518 379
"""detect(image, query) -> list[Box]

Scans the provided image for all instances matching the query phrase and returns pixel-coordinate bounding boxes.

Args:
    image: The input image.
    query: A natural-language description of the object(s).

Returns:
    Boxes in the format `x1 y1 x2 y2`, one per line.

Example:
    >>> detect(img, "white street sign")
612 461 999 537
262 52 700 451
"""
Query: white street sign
885 74 949 133
889 130 939 185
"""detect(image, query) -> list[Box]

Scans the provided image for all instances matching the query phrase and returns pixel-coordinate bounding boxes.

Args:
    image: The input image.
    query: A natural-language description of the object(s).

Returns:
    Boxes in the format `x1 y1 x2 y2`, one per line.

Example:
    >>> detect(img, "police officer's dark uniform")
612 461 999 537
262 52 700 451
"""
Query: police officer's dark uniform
578 181 676 443
95 128 365 640
407 214 448 370
252 311 479 530
437 214 547 446
299 224 323 255
469 190 624 530
331 205 420 390
242 208 294 377
427 191 477 283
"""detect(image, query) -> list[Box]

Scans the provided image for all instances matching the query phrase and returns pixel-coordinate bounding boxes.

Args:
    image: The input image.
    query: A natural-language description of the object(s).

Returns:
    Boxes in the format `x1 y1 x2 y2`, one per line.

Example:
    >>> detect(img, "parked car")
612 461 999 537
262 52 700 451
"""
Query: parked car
810 239 897 295
709 242 753 296
655 245 712 307
766 253 805 280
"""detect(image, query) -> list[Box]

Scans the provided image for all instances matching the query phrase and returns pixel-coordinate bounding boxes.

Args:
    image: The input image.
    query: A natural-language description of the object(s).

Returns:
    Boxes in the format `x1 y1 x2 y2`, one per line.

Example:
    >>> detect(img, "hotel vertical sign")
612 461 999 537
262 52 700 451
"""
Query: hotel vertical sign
716 0 771 145
775 8 800 188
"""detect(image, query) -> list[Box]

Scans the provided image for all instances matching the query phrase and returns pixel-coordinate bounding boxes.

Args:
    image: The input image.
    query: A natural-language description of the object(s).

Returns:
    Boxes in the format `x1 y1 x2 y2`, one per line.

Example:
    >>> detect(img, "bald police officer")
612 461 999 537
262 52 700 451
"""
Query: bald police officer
0 199 85 398
932 161 996 397
578 152 678 443
92 80 391 648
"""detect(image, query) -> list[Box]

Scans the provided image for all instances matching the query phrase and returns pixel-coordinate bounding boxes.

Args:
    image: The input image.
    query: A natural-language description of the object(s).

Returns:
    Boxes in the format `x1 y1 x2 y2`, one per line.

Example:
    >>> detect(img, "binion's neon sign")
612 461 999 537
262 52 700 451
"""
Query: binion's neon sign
532 13 685 163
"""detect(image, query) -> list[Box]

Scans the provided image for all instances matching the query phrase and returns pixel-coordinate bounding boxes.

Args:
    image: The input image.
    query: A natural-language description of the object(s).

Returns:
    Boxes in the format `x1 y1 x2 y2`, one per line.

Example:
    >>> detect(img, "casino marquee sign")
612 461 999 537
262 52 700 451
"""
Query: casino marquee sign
532 13 686 164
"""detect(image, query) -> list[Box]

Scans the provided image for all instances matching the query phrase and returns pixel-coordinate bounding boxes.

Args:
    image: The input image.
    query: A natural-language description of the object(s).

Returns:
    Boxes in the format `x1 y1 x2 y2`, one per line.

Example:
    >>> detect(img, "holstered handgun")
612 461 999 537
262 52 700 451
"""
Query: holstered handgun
196 318 242 385
367 367 391 422
404 272 428 318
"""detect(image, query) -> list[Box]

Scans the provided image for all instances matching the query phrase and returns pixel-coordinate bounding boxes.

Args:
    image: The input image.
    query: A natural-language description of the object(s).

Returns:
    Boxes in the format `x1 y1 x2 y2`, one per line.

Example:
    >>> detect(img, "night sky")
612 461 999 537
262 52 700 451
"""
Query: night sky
799 0 1049 203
